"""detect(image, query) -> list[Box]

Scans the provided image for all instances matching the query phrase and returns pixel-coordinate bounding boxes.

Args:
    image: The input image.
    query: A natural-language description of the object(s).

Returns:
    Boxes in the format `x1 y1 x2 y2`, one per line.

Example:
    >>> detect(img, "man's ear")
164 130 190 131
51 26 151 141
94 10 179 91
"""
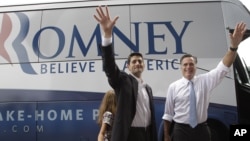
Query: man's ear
125 61 129 68
126 63 131 71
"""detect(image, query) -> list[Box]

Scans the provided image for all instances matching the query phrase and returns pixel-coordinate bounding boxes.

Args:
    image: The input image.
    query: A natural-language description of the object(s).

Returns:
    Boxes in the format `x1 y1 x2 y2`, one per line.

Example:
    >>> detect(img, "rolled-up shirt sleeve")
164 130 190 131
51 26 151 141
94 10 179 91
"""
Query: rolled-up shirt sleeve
205 61 231 92
162 84 175 122
218 61 231 72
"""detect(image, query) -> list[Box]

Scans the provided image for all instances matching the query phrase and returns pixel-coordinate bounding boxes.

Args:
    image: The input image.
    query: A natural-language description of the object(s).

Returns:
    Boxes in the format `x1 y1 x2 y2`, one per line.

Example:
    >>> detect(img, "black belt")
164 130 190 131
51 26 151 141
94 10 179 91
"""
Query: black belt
129 125 152 141
174 121 207 128
130 125 151 132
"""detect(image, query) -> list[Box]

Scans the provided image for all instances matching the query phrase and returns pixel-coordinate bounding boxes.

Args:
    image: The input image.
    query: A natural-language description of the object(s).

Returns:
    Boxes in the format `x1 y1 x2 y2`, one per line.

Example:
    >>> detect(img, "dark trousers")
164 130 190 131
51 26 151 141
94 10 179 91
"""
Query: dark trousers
127 126 152 141
172 122 211 141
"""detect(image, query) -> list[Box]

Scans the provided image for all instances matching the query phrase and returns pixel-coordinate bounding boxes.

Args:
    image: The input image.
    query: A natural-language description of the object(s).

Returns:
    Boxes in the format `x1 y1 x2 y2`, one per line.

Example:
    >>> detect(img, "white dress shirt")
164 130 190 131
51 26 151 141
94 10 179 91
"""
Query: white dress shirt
162 61 230 124
130 74 151 127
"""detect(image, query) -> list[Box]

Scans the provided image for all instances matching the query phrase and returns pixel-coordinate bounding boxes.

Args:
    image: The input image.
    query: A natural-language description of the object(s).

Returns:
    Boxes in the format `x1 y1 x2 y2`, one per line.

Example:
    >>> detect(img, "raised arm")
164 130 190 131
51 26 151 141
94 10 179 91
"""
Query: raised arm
93 6 121 88
223 22 247 67
94 5 119 38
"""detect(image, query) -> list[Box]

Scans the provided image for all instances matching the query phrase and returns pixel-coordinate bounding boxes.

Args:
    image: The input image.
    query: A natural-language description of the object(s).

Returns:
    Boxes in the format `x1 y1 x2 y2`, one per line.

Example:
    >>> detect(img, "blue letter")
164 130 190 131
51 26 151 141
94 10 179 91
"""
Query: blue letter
146 21 192 55
68 25 102 58
33 27 65 59
113 22 140 52
14 12 37 74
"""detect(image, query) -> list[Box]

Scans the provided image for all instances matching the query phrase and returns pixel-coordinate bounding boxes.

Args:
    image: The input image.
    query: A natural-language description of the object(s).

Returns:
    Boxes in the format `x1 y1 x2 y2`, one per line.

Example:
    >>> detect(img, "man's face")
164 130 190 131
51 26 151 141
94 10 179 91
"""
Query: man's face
181 57 197 80
127 56 144 78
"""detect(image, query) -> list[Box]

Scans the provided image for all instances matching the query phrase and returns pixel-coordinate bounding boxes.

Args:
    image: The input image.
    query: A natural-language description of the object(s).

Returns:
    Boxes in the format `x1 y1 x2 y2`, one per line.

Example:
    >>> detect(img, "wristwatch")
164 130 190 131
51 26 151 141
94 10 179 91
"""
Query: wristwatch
230 47 238 52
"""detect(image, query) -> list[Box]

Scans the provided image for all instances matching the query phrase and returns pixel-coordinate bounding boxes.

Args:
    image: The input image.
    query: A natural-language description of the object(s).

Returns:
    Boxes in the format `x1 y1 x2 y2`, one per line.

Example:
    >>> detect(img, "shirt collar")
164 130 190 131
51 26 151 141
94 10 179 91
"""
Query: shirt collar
130 73 146 86
181 76 196 85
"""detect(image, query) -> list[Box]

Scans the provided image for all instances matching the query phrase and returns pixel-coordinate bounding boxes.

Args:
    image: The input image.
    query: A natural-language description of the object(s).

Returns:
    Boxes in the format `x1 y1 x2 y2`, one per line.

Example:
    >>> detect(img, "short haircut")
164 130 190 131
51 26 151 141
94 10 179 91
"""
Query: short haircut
180 54 198 64
127 52 143 64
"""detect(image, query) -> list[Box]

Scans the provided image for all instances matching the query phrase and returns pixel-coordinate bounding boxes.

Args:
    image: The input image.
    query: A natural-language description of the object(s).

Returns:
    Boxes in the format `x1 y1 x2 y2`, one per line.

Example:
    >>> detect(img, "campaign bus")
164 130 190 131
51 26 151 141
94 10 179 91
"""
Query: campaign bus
0 0 250 141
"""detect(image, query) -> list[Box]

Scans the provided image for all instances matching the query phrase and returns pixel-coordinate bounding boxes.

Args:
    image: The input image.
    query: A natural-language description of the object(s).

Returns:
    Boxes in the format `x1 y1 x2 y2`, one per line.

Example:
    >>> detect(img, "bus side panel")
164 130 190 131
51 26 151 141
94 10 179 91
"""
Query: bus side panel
36 101 100 141
0 1 250 141
0 90 103 141
0 103 37 141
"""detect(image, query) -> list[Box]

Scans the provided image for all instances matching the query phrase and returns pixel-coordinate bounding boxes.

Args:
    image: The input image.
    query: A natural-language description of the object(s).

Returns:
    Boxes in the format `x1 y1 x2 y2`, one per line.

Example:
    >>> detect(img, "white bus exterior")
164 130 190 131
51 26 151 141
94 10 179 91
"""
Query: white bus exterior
0 0 250 141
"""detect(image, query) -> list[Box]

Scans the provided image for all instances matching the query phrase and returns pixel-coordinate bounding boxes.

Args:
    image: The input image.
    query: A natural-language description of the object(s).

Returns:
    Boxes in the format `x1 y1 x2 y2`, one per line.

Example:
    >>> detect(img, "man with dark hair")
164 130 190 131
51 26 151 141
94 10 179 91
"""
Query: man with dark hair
94 5 157 141
162 22 246 141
